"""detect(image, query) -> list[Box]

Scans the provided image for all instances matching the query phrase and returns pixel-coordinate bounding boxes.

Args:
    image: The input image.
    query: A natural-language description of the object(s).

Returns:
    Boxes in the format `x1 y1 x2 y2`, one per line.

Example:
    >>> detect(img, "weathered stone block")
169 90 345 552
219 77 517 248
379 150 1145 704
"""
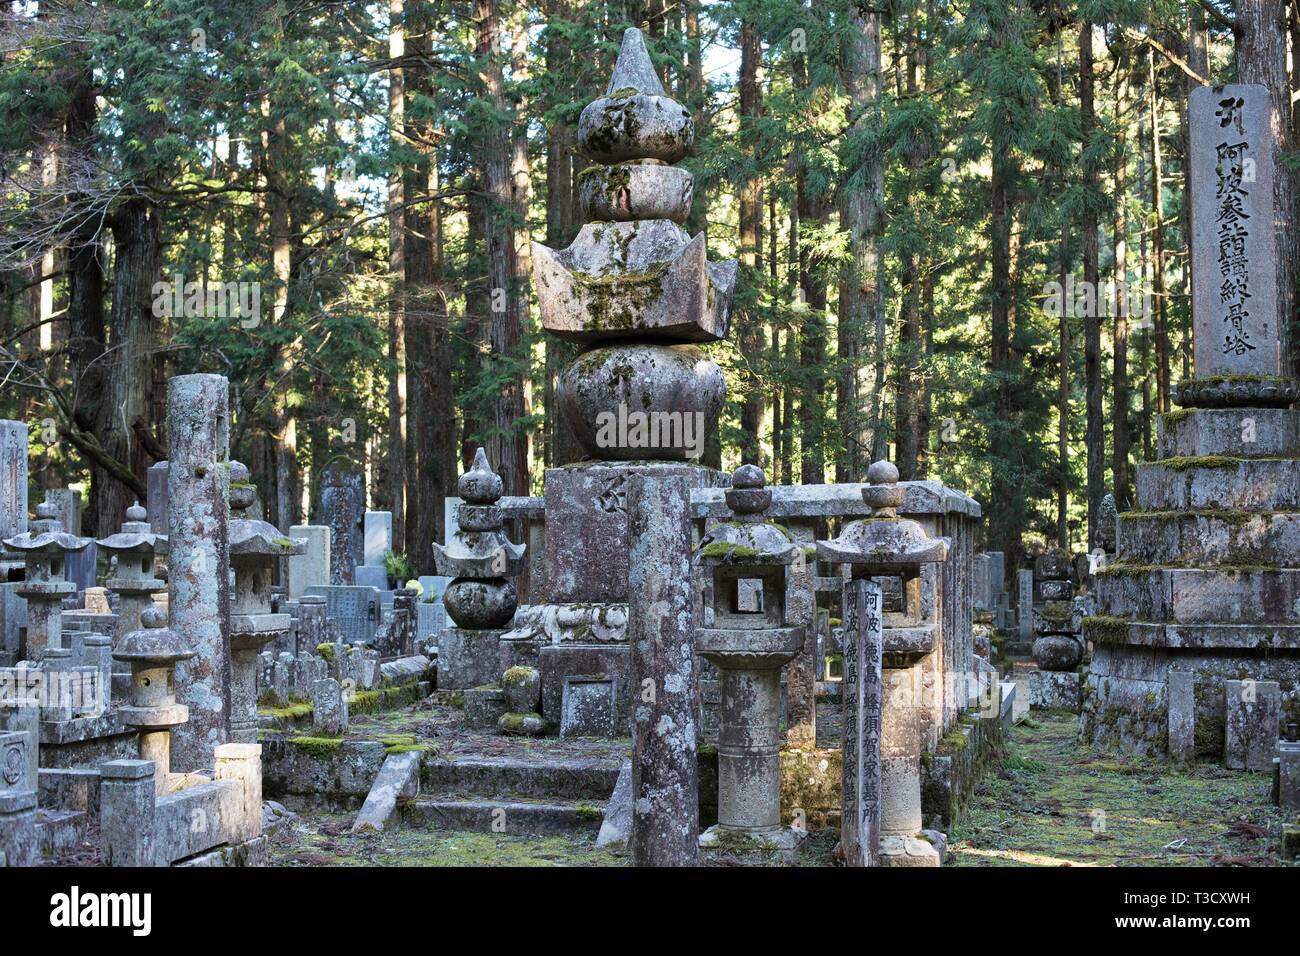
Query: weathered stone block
437 628 504 690
559 675 619 738
1027 669 1081 711
543 461 716 603
1224 679 1279 771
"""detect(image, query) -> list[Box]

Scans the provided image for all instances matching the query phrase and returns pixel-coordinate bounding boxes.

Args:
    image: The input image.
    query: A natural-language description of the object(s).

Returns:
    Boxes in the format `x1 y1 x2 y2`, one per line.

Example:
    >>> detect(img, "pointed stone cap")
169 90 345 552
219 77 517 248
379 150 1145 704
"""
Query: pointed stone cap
606 28 665 97
432 448 525 577
578 29 692 164
458 447 503 505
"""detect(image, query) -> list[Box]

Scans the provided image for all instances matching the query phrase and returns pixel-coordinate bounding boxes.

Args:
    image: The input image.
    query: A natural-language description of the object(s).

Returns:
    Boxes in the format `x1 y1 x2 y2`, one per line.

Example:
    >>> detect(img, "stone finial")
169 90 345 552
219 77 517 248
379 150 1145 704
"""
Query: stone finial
229 460 256 515
35 500 57 522
606 27 665 97
818 459 948 568
579 28 691 165
457 447 503 504
862 459 905 515
126 501 147 522
724 463 771 517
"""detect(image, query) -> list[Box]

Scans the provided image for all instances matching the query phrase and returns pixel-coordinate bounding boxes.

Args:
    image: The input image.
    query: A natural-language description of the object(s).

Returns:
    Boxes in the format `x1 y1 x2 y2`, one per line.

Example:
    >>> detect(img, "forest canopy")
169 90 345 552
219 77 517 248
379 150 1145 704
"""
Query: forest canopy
1 0 1292 575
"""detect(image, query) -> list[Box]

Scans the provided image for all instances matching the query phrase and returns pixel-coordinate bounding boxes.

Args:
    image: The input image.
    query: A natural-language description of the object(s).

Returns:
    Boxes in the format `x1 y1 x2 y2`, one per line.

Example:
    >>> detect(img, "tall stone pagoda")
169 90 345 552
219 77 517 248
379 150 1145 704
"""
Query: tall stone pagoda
1083 85 1300 759
517 27 737 707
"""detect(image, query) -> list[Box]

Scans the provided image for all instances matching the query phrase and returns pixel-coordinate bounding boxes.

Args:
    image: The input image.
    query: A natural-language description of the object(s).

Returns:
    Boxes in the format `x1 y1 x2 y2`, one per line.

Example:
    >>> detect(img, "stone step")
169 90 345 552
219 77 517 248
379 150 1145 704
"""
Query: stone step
1136 457 1300 512
1084 616 1300 650
421 755 622 801
1158 407 1300 459
400 797 605 836
1116 509 1300 565
1095 567 1300 624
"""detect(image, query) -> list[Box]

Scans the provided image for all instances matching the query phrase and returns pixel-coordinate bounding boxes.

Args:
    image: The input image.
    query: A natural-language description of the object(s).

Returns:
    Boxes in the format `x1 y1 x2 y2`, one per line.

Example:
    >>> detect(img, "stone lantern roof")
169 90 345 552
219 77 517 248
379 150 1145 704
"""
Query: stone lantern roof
97 501 169 557
114 606 193 669
696 464 800 567
228 462 304 559
2 499 91 555
816 460 949 570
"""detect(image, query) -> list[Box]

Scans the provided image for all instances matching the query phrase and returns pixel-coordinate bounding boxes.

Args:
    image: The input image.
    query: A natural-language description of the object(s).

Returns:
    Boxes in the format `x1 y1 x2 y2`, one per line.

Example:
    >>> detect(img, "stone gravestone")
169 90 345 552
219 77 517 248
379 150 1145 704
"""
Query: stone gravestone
986 551 1005 601
1224 679 1280 771
841 578 883 867
363 511 392 568
319 462 364 585
64 540 97 594
1188 85 1280 383
45 488 82 536
1017 569 1034 642
313 677 348 736
443 496 462 545
287 525 330 599
1167 670 1196 764
0 421 29 662
304 585 380 646
0 728 39 867
146 461 169 534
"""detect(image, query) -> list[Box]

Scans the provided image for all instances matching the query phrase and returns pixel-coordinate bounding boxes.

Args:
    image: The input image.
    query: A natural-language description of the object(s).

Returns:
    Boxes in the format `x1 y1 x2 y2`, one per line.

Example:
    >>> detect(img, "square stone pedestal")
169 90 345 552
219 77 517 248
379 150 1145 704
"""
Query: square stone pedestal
543 461 721 604
438 628 505 690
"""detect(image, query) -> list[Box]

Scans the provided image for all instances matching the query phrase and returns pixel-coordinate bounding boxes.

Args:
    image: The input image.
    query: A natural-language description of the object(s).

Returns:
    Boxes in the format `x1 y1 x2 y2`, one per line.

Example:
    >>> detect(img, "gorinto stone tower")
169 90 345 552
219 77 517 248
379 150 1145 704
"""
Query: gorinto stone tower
529 28 737 609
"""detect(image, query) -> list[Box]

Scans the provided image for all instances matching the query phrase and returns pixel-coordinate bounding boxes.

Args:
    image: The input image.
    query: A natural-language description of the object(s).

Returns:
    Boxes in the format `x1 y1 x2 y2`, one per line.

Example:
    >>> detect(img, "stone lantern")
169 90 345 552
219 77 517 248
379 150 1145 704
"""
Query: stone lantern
113 605 194 794
2 496 91 660
228 462 303 743
431 448 526 689
694 464 805 851
818 460 949 867
97 501 168 699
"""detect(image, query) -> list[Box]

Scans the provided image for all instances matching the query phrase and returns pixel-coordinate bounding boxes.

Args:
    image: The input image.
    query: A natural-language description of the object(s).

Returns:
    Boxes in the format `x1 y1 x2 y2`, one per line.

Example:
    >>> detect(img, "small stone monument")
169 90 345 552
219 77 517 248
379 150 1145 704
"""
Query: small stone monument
97 501 168 700
3 496 91 660
1084 85 1300 761
228 462 303 744
431 449 525 690
113 606 194 795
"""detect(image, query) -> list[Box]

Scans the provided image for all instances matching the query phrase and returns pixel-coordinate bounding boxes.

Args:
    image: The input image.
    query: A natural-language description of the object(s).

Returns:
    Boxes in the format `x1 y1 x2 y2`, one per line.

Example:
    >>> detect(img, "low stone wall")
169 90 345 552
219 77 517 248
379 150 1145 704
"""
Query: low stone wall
920 703 1004 829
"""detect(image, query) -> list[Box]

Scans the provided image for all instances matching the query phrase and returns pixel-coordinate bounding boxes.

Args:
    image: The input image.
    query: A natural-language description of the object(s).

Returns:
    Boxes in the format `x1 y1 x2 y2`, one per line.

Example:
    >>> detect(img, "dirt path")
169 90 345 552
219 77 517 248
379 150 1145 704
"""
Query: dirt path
949 713 1291 866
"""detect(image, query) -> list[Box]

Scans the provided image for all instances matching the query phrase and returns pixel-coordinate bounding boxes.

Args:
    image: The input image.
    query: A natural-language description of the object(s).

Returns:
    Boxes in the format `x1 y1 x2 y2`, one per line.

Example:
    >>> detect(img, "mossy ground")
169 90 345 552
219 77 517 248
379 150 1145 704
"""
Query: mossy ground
950 713 1292 866
266 812 628 867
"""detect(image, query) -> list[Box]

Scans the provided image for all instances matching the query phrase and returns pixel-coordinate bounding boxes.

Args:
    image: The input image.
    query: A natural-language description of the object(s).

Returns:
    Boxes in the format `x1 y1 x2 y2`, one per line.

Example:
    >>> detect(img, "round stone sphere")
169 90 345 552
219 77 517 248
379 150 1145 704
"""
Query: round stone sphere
1033 635 1083 672
444 577 518 630
557 342 724 461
